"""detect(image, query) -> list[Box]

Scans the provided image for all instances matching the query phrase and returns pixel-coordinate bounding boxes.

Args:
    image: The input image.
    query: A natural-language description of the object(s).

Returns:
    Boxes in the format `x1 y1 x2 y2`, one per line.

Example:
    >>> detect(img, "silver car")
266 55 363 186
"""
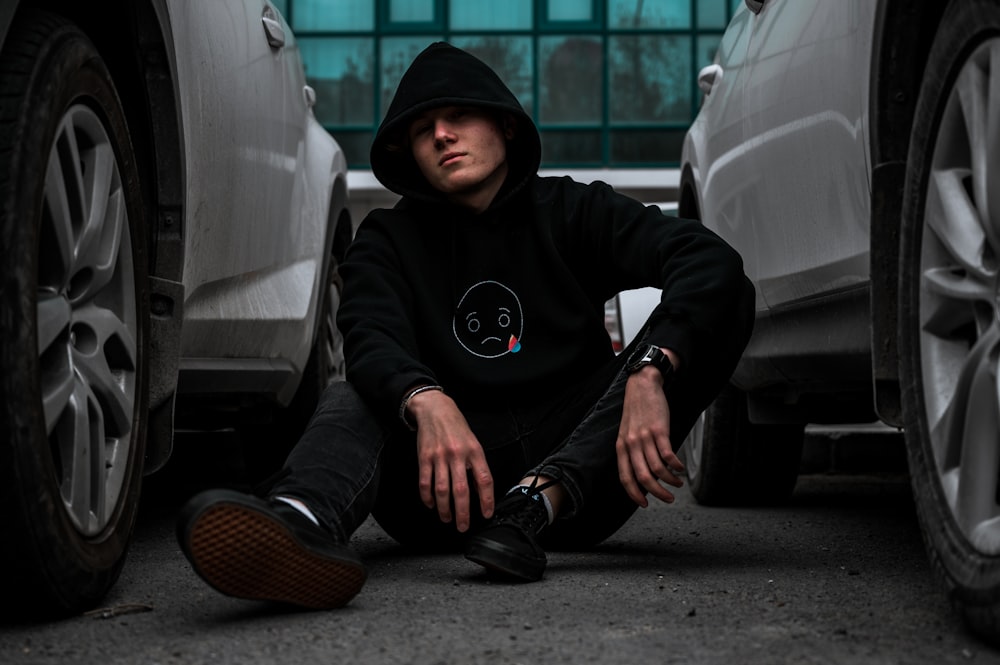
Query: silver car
0 1 351 616
680 0 1000 643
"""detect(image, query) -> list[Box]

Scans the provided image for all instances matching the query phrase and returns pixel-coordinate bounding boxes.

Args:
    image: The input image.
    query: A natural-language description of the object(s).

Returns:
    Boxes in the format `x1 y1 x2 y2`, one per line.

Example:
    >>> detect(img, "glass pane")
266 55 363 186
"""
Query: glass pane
450 0 532 30
334 131 375 167
540 131 602 165
548 0 593 22
300 38 375 126
609 35 690 123
608 0 690 29
697 0 728 29
380 37 443 117
610 129 685 164
451 36 534 115
389 0 434 23
696 35 722 70
271 0 289 20
539 36 602 124
292 0 373 31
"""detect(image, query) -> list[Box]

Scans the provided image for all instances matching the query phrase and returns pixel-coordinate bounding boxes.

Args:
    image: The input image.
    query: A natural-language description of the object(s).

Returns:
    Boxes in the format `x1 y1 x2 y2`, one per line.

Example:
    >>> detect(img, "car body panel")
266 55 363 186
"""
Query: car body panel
686 0 876 311
166 0 339 378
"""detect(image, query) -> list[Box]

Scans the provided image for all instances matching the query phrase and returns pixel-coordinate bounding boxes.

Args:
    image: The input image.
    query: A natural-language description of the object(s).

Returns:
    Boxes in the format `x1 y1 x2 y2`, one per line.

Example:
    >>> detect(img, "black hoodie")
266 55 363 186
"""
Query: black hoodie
338 42 753 421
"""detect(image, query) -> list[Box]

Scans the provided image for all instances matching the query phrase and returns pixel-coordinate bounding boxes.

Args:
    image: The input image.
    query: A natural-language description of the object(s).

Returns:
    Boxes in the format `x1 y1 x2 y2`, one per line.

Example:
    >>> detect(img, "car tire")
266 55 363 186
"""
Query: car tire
0 10 149 616
684 383 804 506
898 0 1000 645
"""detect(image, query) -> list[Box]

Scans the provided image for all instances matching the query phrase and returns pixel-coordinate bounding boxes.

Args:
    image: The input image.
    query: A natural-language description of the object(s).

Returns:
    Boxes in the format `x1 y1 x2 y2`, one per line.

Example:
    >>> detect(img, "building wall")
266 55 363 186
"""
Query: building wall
272 0 726 220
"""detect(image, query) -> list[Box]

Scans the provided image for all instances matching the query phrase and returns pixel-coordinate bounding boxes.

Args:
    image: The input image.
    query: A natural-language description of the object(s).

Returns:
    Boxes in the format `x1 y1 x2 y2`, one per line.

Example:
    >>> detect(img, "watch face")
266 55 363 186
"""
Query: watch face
628 345 658 371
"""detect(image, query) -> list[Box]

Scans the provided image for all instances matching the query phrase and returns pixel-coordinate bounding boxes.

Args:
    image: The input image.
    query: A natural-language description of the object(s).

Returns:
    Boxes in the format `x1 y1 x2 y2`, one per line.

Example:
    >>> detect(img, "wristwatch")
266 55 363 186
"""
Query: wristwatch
625 344 675 384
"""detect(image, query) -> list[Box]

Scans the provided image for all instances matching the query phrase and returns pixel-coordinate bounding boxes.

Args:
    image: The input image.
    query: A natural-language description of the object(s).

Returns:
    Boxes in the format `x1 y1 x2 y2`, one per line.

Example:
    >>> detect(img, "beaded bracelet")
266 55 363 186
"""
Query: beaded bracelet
399 384 444 430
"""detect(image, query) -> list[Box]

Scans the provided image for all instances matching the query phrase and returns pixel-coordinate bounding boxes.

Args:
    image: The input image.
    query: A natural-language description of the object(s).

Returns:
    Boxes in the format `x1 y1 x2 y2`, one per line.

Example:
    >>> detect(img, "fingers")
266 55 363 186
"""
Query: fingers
472 457 495 520
417 438 493 533
617 430 684 507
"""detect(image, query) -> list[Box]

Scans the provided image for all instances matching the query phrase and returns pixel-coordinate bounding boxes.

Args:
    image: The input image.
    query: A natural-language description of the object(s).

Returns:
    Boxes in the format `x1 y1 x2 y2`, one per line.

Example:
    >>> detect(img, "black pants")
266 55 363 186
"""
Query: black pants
271 334 730 552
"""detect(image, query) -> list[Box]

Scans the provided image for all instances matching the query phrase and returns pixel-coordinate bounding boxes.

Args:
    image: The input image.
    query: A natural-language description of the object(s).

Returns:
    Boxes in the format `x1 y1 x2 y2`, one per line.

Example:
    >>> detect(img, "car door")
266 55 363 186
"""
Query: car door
686 5 762 301
738 0 876 308
167 0 317 359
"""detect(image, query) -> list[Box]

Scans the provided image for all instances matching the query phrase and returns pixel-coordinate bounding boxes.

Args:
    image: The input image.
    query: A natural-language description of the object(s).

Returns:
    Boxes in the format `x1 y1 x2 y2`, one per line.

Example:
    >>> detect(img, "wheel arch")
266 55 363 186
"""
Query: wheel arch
868 0 950 428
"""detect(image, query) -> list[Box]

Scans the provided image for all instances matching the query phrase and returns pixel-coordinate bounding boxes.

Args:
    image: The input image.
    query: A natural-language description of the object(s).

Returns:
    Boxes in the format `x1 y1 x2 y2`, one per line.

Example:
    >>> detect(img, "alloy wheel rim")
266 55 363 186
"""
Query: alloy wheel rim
36 104 138 537
919 39 1000 554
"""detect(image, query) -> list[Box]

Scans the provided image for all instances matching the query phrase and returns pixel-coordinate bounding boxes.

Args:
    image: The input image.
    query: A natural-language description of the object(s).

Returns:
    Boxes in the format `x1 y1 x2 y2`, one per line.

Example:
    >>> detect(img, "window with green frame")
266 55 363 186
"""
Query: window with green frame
287 0 742 168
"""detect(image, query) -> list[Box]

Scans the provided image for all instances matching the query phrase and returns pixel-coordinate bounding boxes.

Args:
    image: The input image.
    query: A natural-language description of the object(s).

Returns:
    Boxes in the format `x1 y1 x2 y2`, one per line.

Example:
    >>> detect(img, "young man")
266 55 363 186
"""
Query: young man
176 42 754 610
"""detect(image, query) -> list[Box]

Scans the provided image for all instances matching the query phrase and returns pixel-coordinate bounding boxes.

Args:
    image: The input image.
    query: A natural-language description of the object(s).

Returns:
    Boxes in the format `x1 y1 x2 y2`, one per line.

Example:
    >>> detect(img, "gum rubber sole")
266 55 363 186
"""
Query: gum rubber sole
185 502 366 609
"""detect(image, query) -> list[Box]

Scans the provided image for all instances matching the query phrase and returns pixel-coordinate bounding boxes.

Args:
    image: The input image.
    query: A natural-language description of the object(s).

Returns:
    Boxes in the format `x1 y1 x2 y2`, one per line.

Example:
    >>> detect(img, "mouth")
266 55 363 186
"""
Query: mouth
439 152 466 166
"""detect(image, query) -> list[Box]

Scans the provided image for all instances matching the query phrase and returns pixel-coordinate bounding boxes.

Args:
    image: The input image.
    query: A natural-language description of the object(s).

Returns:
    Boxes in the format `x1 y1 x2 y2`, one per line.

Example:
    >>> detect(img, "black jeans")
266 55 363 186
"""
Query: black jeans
271 337 720 552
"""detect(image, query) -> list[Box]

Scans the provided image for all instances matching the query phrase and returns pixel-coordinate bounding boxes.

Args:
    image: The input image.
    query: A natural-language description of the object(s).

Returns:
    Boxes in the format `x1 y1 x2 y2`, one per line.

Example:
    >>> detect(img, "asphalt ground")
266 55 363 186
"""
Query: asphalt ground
1 430 997 665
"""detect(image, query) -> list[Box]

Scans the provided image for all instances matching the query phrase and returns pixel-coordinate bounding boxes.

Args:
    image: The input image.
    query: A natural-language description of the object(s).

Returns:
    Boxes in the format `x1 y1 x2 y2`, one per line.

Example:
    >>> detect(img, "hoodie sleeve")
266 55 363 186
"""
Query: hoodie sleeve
336 212 439 422
551 178 754 378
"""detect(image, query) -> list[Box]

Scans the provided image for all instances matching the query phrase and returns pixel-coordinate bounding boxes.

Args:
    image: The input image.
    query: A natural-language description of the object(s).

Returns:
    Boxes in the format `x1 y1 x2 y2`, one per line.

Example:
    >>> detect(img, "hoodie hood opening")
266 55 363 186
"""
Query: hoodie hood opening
370 42 542 206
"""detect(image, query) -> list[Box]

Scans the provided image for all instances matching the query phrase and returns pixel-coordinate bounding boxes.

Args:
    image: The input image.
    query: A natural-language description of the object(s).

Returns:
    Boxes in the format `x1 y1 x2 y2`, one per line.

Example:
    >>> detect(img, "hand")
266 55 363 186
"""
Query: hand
616 364 685 507
407 389 494 532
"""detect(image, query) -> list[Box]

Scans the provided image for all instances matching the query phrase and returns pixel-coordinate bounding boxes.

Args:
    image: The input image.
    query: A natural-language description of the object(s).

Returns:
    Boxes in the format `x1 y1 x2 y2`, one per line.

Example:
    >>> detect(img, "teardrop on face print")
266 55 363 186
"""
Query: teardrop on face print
453 280 524 358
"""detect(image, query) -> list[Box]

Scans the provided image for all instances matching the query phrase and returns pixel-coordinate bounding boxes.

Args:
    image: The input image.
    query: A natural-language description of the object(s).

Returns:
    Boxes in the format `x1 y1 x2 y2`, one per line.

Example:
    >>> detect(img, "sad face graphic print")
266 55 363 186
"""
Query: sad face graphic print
453 280 523 358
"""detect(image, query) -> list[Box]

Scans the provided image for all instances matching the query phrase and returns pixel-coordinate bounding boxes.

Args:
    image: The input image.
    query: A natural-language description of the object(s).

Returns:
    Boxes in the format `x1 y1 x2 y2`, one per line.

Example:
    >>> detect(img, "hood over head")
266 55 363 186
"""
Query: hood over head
370 42 541 204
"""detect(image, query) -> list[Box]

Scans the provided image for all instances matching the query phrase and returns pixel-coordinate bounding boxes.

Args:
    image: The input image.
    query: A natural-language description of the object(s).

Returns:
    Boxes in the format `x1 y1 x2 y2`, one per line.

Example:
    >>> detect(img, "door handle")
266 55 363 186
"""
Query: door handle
698 64 723 95
262 5 285 49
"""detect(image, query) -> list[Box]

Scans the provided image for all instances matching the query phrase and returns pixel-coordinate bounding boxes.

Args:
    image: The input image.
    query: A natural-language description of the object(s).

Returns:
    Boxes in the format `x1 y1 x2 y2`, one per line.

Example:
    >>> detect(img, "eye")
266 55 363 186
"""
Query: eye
467 318 480 333
497 313 510 328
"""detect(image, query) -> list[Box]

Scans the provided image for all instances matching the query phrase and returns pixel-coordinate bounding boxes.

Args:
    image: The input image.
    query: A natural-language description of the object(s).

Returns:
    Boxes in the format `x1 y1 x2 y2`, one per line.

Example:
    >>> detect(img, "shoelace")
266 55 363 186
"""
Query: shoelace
495 479 559 534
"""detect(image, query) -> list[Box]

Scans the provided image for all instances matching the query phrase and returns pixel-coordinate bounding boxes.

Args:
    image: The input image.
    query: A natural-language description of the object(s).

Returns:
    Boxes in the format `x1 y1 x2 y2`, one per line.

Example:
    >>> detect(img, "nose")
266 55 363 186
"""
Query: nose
433 120 455 146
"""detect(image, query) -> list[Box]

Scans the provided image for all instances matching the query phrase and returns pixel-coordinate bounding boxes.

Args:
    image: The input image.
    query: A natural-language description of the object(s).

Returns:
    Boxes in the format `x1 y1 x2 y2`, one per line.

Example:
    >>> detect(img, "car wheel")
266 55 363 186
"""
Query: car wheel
898 0 1000 644
0 11 148 616
684 383 804 506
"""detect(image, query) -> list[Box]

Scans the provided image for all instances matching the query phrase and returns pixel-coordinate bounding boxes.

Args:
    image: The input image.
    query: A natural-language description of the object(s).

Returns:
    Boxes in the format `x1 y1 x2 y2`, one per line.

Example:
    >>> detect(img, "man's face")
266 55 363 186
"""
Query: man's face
408 106 512 207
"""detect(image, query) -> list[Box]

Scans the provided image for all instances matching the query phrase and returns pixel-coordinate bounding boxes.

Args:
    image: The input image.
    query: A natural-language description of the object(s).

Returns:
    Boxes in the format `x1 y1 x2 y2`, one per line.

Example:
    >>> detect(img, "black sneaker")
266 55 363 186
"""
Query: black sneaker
464 480 557 582
176 489 366 609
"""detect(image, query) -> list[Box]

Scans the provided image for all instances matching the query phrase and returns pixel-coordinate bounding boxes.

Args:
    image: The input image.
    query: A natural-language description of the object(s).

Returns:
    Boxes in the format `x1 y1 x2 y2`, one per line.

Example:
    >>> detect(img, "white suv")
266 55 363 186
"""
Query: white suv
0 1 350 617
679 0 1000 643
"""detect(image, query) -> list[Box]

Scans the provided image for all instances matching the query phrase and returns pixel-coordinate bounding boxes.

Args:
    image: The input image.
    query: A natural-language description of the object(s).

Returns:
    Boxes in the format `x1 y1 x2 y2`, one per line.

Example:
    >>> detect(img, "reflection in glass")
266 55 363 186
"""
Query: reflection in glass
451 36 534 115
381 37 442 116
389 0 435 23
540 131 602 165
451 0 532 30
539 36 602 124
697 0 728 28
696 35 722 70
608 0 690 29
300 38 374 126
292 0 373 31
609 35 690 123
547 0 593 22
334 131 375 168
610 129 685 164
